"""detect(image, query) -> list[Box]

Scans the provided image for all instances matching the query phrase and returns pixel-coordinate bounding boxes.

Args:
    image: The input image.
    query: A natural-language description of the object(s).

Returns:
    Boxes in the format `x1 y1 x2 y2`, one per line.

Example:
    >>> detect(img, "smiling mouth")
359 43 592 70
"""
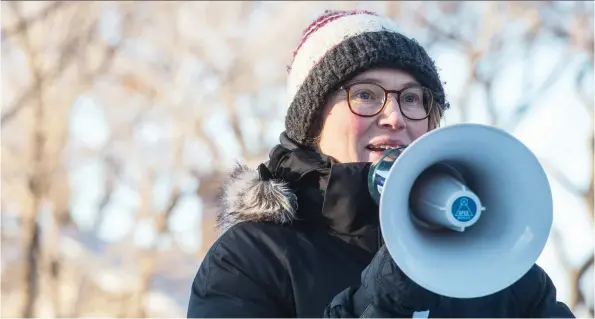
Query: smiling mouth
365 144 403 152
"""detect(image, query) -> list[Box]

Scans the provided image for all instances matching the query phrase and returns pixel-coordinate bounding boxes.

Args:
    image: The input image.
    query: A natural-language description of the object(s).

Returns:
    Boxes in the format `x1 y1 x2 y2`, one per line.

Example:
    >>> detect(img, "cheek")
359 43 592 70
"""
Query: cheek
320 101 373 158
409 120 429 140
327 108 369 136
349 116 371 136
349 117 375 154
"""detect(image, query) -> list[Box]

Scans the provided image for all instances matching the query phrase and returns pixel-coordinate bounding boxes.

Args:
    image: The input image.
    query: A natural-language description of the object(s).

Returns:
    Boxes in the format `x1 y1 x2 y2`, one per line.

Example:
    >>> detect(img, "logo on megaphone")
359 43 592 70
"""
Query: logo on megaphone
368 123 553 299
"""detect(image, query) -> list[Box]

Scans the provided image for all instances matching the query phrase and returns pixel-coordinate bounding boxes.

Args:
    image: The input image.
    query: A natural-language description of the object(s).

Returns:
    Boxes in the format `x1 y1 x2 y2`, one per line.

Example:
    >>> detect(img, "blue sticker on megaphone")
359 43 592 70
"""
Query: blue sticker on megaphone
376 175 385 186
451 196 477 222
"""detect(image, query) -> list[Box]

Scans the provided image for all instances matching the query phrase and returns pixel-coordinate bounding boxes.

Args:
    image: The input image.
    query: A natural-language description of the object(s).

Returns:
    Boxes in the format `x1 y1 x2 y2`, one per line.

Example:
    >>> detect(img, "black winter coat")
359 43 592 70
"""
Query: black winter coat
187 134 574 318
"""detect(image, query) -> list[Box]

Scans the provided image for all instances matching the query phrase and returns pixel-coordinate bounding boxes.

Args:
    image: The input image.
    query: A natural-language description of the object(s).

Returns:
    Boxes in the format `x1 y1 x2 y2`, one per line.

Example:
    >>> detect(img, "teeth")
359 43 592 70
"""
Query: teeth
368 145 396 150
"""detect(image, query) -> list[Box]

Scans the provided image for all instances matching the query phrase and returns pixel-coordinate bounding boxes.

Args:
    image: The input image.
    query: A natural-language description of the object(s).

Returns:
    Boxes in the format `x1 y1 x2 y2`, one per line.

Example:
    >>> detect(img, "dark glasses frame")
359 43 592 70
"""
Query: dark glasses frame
339 82 437 121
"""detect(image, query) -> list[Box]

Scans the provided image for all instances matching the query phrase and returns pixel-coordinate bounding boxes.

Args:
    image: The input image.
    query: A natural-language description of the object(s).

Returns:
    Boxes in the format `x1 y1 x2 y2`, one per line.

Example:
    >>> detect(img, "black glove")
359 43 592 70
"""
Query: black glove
356 245 443 316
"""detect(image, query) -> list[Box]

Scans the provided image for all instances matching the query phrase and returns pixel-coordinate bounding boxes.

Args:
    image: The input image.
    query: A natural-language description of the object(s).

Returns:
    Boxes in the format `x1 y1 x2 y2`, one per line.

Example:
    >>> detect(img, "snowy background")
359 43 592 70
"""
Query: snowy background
1 1 593 317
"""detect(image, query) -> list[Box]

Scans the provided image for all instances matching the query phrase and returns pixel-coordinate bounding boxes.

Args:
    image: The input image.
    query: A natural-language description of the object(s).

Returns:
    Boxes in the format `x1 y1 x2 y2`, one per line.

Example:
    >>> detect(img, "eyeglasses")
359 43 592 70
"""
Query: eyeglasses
339 82 436 120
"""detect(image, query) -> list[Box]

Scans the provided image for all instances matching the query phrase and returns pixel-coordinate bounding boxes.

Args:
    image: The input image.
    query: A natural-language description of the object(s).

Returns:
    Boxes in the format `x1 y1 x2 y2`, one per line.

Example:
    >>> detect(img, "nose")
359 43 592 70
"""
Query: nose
377 95 406 131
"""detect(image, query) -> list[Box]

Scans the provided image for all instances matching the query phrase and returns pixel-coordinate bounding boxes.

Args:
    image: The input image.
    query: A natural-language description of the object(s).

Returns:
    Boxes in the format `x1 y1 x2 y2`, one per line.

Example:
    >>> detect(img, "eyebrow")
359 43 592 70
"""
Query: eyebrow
345 78 421 89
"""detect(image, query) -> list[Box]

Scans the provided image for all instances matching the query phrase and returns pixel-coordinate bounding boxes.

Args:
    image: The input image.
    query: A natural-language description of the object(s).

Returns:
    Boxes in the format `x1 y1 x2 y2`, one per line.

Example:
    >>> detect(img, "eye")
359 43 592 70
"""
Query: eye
401 91 422 105
353 89 377 101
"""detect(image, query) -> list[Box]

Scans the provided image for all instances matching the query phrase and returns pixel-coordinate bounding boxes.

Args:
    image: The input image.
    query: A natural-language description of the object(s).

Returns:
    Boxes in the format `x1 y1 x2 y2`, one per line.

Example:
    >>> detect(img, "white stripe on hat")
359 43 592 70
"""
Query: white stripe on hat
287 13 403 107
300 11 346 44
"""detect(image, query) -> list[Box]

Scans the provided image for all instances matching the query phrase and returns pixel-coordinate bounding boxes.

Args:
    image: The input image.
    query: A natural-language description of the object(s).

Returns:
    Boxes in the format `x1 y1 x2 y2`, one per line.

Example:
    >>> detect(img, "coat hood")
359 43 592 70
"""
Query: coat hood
217 163 298 233
216 133 381 255
216 132 328 233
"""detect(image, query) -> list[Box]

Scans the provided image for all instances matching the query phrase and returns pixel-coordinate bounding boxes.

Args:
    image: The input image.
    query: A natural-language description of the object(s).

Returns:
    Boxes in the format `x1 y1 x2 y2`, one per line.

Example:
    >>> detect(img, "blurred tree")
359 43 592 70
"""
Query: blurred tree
1 1 592 317
2 1 132 316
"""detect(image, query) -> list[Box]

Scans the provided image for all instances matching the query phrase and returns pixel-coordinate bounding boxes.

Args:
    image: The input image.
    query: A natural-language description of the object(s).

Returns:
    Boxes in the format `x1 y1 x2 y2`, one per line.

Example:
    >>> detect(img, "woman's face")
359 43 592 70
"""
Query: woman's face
319 68 433 163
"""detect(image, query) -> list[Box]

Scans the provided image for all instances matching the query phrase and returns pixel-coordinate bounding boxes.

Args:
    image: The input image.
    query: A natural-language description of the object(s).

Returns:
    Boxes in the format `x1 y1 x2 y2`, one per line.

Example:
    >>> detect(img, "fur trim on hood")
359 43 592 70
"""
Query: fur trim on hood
217 164 298 233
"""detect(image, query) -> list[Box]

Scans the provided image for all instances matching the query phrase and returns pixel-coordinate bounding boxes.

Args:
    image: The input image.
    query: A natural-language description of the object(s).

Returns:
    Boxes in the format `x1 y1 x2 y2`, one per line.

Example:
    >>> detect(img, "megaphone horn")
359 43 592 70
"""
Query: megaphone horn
368 123 553 299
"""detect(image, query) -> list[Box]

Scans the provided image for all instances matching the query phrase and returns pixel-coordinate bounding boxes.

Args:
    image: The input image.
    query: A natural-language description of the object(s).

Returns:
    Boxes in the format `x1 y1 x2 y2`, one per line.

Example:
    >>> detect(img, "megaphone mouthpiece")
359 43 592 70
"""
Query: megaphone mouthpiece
410 163 485 232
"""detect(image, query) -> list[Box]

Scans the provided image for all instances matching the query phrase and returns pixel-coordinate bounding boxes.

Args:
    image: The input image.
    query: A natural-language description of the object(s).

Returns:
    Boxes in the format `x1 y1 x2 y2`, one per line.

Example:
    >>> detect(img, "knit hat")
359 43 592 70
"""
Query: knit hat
284 10 449 148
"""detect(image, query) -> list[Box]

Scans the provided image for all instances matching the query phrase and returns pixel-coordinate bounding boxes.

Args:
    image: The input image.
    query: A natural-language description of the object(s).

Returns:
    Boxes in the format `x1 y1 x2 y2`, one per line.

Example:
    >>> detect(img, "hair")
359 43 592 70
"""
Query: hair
428 104 443 130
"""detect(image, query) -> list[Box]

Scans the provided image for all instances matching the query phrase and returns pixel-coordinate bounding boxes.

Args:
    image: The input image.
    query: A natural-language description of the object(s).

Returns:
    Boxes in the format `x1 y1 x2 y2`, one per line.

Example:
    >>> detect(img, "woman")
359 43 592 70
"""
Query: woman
187 10 574 318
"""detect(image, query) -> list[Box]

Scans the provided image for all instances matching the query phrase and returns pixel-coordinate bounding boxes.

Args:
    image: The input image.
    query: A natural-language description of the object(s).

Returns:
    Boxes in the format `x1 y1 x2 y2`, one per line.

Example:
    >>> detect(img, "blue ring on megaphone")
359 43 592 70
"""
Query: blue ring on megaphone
368 146 408 205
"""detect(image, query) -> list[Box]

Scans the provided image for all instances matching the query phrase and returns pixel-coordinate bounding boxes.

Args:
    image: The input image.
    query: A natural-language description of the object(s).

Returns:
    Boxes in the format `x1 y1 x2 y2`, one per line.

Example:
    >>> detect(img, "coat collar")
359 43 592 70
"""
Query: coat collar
217 132 381 253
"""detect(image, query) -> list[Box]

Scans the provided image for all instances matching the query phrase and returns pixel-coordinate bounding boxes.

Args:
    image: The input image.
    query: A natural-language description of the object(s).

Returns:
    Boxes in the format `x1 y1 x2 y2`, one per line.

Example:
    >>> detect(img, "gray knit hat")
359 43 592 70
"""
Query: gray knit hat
284 10 449 148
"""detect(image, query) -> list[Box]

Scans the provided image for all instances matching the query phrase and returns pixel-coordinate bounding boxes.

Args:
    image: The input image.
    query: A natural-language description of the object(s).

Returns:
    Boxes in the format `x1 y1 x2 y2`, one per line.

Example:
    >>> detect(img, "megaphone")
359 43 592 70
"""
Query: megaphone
368 123 553 299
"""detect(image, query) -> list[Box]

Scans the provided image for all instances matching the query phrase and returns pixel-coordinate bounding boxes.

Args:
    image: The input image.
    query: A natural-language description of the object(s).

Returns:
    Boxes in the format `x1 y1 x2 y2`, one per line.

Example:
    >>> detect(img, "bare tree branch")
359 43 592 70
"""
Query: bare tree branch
550 228 572 269
1 1 68 42
575 62 594 118
570 253 595 311
133 133 186 316
586 134 594 222
7 1 47 315
94 157 119 233
71 272 90 317
504 49 572 131
414 9 471 49
1 16 98 126
540 158 585 196
549 228 593 314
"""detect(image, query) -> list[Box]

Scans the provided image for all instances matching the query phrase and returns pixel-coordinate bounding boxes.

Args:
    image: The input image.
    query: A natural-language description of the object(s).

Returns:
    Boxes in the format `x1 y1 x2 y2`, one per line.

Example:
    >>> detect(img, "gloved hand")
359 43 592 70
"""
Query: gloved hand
324 244 443 318
357 245 443 316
